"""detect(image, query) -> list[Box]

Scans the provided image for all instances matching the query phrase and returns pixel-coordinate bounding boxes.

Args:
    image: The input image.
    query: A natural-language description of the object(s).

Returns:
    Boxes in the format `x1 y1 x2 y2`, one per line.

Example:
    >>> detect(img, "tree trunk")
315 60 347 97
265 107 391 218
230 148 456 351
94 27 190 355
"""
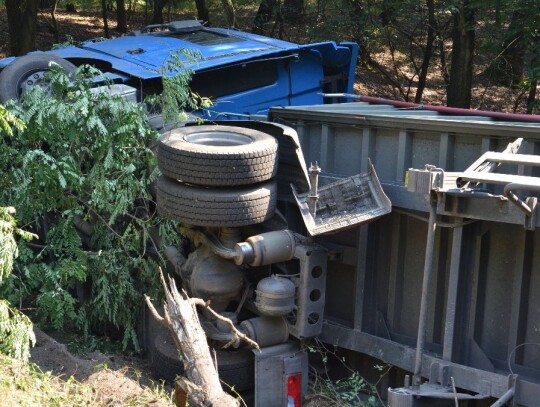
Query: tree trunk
145 271 242 407
221 0 236 27
527 79 538 114
116 0 127 33
51 0 60 43
152 0 168 24
101 0 110 38
344 0 371 67
414 0 435 103
447 0 475 108
283 0 303 22
144 0 148 24
487 9 526 86
252 0 278 34
5 0 40 56
195 0 210 24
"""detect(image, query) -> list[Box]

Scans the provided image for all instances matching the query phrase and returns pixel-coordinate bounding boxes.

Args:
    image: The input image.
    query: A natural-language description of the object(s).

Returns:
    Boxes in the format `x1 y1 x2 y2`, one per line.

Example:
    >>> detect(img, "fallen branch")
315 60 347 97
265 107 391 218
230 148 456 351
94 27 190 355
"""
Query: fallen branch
189 298 260 351
145 268 245 406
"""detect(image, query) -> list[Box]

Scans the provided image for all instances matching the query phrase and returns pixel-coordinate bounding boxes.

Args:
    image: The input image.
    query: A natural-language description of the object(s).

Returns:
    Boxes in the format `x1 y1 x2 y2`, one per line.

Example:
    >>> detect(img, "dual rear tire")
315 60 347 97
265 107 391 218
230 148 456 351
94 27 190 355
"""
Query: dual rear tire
156 125 278 227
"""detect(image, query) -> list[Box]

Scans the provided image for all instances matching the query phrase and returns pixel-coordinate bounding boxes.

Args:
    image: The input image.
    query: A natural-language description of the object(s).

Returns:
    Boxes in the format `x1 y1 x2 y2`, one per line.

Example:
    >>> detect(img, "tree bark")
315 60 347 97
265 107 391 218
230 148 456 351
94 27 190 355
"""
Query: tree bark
414 0 435 103
527 79 537 114
252 0 278 34
344 0 372 67
221 0 236 27
101 0 110 38
116 0 127 33
145 270 242 407
486 8 527 86
447 0 475 108
51 0 60 43
195 0 210 24
5 0 40 56
152 0 168 24
283 0 303 22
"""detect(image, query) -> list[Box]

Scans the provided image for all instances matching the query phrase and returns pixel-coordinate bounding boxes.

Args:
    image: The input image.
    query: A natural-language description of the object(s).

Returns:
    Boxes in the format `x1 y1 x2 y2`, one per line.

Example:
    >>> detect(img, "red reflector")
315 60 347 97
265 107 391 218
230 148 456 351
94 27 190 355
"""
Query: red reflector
287 373 302 407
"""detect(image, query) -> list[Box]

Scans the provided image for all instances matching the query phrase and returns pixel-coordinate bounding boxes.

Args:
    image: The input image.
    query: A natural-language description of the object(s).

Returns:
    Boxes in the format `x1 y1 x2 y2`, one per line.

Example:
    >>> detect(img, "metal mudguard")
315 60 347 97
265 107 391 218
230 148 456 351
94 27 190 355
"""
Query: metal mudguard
292 162 392 235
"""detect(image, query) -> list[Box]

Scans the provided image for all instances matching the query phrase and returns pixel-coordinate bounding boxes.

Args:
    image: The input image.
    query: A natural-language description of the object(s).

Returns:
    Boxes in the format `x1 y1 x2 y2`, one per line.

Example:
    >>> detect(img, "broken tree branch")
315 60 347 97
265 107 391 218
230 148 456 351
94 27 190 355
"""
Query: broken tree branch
189 297 260 351
144 268 241 406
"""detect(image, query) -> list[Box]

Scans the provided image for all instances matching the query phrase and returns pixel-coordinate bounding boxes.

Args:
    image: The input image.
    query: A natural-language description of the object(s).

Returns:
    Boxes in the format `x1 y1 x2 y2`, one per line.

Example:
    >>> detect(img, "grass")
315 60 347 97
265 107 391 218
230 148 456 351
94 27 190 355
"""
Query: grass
0 353 173 406
0 354 96 406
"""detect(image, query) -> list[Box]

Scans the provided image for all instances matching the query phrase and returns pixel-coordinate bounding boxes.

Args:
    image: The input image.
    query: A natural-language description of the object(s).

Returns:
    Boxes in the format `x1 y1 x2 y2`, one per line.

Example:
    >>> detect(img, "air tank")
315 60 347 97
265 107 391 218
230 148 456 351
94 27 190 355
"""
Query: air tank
255 275 296 316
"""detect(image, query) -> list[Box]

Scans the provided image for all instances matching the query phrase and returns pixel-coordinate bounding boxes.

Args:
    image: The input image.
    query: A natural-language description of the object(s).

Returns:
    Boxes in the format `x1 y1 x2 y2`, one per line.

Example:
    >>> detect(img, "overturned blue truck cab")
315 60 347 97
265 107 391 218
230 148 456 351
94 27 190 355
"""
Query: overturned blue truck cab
0 20 357 119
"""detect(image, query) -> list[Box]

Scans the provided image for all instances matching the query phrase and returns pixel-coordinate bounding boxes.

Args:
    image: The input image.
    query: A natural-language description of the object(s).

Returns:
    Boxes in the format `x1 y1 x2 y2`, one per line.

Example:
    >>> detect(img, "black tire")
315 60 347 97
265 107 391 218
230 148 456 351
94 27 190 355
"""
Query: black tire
150 329 255 392
157 125 278 186
0 54 77 103
156 176 277 227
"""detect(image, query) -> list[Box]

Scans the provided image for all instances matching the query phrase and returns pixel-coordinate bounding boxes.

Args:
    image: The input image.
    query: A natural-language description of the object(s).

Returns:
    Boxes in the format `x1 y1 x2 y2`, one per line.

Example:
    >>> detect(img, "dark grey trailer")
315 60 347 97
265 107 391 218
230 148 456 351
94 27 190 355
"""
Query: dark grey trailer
269 102 540 406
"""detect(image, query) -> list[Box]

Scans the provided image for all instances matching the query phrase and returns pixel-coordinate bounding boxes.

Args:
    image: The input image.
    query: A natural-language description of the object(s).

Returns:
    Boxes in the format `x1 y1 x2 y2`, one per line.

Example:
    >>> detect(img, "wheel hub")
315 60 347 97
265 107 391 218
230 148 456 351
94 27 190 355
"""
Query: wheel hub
19 70 49 94
184 131 253 147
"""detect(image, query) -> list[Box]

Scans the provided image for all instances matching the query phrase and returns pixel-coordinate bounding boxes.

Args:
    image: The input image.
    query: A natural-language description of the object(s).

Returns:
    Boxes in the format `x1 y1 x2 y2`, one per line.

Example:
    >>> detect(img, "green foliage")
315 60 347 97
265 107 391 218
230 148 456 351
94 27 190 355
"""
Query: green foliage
51 35 75 50
0 202 36 363
0 105 25 137
0 65 182 351
147 49 212 125
0 207 34 281
0 300 36 362
0 352 173 406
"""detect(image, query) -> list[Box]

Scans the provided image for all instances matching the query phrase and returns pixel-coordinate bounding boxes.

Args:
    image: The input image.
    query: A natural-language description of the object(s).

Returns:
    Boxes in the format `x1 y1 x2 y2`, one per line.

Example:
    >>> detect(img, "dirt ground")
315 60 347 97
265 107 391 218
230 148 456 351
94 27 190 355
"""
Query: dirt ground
30 328 171 405
30 326 337 406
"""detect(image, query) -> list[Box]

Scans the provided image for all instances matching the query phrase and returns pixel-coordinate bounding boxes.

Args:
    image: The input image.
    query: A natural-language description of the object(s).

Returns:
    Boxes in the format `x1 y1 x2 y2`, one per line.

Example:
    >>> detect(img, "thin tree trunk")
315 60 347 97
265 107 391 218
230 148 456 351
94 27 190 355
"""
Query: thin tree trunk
252 0 278 34
6 0 40 56
344 0 372 67
152 0 167 24
126 0 135 21
116 0 127 33
414 0 435 103
527 79 538 114
144 0 148 24
447 0 475 108
221 0 236 27
283 0 303 22
195 0 210 24
487 9 526 86
101 0 110 38
51 0 60 43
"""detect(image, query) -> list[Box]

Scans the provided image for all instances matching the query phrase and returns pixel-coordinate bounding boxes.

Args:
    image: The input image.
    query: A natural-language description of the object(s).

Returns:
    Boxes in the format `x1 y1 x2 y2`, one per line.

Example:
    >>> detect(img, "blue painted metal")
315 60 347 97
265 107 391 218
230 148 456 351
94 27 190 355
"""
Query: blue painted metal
0 22 358 117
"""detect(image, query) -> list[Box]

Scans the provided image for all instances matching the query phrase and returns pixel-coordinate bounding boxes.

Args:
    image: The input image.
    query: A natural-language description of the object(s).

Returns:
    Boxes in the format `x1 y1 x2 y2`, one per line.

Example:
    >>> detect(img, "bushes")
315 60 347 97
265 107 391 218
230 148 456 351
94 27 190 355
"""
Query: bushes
0 206 36 362
0 65 181 350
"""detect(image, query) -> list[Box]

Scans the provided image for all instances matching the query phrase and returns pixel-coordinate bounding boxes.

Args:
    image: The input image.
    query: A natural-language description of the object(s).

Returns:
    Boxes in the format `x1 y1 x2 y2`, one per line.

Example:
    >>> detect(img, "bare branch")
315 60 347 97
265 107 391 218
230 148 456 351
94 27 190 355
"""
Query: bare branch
190 297 260 351
143 294 168 329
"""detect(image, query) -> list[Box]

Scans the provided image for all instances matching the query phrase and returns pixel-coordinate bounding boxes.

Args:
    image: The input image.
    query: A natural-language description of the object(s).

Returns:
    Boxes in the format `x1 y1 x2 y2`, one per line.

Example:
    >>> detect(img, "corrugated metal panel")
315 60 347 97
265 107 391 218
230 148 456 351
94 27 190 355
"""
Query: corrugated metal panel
270 103 540 405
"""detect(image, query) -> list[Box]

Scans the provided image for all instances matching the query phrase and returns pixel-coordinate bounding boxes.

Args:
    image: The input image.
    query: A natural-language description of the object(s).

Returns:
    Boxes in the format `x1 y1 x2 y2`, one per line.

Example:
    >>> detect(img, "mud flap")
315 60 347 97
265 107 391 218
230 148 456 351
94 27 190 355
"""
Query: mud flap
292 161 391 235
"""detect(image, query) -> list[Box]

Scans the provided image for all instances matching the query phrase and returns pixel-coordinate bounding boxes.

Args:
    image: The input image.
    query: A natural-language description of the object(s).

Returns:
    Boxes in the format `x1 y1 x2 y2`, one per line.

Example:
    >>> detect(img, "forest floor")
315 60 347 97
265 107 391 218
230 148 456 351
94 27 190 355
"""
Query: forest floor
0 5 531 406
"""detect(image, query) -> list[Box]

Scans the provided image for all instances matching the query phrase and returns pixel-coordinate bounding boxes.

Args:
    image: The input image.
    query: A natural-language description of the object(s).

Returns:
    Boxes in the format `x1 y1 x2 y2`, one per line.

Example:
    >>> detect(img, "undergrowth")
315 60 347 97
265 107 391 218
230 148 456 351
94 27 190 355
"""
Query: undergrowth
306 339 390 406
0 203 36 362
0 64 184 351
0 354 173 406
